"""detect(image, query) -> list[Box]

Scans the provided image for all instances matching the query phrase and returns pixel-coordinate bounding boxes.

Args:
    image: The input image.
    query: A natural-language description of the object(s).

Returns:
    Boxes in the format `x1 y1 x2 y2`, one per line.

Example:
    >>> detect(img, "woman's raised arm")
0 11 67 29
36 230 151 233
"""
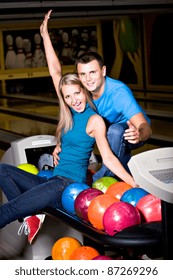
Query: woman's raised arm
40 10 62 94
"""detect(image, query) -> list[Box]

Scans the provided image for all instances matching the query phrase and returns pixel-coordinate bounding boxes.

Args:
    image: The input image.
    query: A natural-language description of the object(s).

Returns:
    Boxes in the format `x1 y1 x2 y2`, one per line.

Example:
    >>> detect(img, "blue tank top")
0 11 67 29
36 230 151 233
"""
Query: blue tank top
53 103 96 183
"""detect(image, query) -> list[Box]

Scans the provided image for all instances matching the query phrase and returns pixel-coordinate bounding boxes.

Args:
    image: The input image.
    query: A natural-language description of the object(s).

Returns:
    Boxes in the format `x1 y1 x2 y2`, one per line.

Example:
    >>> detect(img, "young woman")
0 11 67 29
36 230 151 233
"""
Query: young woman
0 11 137 244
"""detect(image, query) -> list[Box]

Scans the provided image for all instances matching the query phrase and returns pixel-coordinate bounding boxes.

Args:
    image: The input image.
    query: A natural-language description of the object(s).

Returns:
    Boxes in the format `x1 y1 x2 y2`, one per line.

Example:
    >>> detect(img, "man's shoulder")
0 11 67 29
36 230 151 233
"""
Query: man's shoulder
106 76 121 85
105 76 131 93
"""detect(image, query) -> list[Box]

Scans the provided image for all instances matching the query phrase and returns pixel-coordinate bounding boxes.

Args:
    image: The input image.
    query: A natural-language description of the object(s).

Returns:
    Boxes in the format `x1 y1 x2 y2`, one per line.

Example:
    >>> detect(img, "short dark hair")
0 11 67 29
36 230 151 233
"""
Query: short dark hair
75 51 104 70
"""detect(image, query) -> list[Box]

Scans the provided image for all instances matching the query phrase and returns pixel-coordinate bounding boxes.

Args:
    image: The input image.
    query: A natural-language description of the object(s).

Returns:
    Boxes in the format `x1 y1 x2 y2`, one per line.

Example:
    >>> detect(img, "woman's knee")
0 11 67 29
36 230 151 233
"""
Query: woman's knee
0 163 9 175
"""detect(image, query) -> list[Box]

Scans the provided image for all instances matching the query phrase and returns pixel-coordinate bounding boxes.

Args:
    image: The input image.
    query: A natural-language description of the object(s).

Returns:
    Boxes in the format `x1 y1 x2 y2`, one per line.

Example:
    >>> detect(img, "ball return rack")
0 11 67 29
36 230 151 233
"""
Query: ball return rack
45 148 173 259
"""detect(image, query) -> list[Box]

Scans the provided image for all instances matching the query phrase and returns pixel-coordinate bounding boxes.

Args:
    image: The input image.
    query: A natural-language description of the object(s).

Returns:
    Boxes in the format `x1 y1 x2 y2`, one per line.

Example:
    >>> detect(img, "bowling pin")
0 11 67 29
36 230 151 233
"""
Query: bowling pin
23 38 33 68
61 31 73 65
77 29 89 57
88 30 98 52
15 36 25 68
71 29 79 61
5 34 17 69
33 33 46 67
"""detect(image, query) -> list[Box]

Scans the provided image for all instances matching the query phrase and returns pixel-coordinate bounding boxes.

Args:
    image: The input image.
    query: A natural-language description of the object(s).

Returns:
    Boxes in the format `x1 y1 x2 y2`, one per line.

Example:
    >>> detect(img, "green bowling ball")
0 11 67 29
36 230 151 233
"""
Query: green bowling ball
92 176 118 193
17 163 39 175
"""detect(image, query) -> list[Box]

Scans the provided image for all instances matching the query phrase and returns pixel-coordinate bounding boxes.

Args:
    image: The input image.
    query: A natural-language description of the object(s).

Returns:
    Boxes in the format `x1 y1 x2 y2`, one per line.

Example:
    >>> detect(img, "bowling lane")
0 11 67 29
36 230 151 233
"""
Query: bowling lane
0 112 56 134
0 101 58 160
0 96 58 133
1 95 173 162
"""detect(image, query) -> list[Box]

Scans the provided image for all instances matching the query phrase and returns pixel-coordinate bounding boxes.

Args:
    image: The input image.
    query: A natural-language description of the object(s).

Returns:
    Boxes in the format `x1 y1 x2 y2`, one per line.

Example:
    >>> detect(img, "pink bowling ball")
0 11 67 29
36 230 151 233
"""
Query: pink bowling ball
136 193 161 222
103 201 141 236
74 187 103 222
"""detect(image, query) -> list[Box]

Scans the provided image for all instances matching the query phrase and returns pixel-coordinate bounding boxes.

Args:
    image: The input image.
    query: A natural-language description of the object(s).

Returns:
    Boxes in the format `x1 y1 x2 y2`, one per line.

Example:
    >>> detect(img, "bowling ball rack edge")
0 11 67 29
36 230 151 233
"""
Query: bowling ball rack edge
43 206 163 258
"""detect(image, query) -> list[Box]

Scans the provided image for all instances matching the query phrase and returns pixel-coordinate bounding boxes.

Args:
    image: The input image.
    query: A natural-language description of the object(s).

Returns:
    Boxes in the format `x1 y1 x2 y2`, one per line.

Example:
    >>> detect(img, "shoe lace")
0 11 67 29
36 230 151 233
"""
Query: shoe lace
18 221 30 236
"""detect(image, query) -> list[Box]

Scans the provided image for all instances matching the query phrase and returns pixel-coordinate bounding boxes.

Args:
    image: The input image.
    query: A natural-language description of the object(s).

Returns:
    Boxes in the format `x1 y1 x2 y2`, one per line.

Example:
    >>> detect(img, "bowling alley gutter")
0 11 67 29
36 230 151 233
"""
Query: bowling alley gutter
0 106 58 124
0 93 58 105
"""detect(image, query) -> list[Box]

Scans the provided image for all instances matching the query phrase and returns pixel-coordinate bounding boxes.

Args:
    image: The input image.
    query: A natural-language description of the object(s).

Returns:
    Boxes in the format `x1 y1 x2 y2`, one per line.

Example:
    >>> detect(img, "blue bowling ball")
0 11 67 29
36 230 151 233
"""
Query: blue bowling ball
61 183 90 215
120 187 149 206
38 169 53 179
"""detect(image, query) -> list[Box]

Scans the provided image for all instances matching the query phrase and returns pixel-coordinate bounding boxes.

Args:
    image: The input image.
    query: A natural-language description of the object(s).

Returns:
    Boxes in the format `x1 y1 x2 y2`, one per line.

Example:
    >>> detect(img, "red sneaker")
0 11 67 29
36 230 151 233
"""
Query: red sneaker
18 215 45 244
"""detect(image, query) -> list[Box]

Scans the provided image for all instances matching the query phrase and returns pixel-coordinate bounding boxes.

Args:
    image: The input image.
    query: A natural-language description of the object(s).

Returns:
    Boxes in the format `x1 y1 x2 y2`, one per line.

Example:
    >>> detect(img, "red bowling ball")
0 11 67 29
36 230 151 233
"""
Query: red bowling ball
92 255 113 260
103 201 141 236
86 169 96 187
74 188 103 222
136 193 161 222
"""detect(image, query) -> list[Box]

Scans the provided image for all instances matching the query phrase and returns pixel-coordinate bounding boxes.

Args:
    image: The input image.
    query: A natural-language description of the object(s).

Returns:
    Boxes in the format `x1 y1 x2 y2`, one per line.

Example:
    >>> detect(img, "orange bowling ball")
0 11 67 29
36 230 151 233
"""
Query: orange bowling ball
70 246 100 260
106 181 132 201
88 193 117 230
52 237 82 260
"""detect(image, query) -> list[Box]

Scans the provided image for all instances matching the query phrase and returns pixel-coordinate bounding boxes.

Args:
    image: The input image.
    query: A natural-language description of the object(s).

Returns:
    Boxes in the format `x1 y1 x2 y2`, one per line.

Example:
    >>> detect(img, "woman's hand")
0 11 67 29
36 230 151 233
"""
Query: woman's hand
52 144 61 166
40 10 52 38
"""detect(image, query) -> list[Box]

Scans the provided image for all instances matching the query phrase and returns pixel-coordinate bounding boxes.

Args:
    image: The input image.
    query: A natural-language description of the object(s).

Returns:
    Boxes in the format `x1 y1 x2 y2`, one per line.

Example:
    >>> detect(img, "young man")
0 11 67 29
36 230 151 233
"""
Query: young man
75 52 152 180
46 10 152 180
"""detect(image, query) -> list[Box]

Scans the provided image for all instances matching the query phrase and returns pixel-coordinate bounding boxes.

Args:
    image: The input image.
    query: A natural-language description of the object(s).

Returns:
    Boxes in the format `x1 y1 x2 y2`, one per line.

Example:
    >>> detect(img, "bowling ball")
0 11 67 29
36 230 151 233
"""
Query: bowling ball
38 169 53 179
52 237 82 260
106 181 132 201
136 194 161 222
103 201 141 236
92 255 113 260
61 182 89 215
120 187 149 206
92 176 118 193
86 168 96 187
17 163 39 175
88 193 117 230
74 188 103 222
70 246 100 260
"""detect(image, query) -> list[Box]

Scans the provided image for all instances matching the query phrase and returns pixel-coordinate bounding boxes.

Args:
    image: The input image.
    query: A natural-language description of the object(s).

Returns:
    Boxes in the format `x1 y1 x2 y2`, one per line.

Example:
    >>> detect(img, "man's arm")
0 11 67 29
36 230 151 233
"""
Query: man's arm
124 113 152 144
137 122 152 142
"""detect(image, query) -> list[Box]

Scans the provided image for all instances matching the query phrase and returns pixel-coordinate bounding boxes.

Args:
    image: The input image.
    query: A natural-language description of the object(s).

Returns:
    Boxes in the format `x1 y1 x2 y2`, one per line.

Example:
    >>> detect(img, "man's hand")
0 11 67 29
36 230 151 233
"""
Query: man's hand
52 144 61 166
123 120 140 144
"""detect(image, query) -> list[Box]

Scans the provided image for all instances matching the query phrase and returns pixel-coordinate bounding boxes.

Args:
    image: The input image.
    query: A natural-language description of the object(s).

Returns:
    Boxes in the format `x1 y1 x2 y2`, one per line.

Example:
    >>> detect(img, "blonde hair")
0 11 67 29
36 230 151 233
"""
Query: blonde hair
56 73 95 142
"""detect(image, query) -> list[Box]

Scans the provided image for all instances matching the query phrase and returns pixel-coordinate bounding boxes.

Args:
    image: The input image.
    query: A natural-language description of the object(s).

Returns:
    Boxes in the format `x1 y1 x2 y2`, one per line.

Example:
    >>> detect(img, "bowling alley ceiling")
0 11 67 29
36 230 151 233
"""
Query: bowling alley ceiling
0 0 173 22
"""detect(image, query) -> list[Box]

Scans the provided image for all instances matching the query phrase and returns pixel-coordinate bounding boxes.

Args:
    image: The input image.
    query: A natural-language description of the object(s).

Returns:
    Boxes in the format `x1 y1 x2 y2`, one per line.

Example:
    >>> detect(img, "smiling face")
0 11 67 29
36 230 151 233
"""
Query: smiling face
62 84 87 113
77 60 106 99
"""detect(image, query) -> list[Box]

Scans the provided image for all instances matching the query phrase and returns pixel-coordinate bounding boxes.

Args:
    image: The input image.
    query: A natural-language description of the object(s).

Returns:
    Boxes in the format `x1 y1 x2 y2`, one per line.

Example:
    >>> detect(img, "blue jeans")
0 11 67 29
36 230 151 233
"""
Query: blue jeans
93 123 145 182
0 163 74 228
